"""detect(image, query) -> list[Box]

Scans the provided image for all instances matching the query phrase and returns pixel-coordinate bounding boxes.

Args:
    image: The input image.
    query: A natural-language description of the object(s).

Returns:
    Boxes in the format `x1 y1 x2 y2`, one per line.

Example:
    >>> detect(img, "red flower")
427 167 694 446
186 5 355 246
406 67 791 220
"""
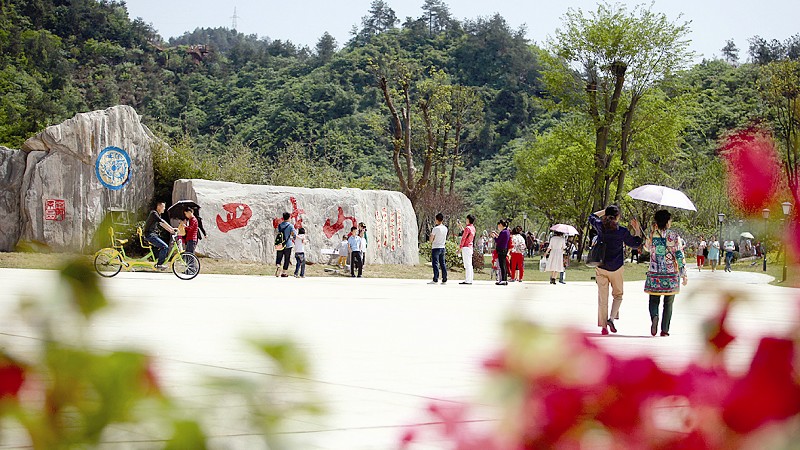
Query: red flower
722 337 800 433
720 128 780 214
0 361 25 399
595 357 677 431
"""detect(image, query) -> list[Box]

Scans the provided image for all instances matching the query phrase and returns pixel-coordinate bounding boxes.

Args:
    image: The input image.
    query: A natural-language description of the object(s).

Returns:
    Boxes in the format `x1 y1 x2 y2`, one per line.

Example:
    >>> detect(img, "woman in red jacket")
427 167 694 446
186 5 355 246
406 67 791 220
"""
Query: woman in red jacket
179 207 199 254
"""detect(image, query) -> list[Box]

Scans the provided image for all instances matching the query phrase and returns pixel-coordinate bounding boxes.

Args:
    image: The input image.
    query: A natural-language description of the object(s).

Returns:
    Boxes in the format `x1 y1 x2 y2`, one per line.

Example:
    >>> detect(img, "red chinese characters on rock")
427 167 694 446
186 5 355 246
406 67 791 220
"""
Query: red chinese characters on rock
272 197 305 230
216 203 252 233
44 199 66 221
323 207 358 239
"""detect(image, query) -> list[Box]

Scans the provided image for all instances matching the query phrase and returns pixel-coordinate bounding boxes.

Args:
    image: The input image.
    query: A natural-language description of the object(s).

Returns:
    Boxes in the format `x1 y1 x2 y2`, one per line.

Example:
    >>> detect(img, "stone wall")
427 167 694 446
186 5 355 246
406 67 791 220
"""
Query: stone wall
0 106 157 252
172 179 419 265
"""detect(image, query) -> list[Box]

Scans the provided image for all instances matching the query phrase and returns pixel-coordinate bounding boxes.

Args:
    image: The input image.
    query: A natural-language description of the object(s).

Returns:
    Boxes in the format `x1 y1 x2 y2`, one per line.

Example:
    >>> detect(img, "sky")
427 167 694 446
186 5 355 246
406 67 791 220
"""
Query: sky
123 0 798 62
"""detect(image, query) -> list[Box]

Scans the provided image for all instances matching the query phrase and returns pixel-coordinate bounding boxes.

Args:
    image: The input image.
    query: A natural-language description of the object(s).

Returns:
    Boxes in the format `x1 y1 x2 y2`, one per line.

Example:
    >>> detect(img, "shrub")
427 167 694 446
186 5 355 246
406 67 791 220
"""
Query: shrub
419 240 463 271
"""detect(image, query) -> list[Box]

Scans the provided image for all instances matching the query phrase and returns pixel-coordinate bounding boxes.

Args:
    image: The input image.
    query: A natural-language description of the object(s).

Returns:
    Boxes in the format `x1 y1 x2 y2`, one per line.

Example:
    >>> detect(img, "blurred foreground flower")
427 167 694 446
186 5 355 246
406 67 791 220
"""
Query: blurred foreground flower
404 301 800 449
720 127 781 215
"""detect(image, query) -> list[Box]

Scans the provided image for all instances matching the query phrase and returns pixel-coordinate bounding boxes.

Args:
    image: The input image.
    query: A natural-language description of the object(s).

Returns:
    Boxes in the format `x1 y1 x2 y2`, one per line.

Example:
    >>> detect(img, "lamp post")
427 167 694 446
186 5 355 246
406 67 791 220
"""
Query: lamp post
762 208 770 272
523 212 527 232
782 202 792 282
717 213 725 251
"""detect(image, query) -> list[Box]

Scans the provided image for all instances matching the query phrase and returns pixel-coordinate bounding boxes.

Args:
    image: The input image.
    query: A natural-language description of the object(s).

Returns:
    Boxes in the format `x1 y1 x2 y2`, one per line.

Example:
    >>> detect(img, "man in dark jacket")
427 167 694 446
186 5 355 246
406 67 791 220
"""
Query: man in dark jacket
144 201 176 269
588 205 642 335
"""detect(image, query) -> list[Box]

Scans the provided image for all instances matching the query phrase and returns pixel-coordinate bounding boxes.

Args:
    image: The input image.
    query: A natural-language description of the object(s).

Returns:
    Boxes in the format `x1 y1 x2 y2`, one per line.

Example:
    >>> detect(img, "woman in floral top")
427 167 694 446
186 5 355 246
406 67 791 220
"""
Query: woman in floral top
644 210 688 337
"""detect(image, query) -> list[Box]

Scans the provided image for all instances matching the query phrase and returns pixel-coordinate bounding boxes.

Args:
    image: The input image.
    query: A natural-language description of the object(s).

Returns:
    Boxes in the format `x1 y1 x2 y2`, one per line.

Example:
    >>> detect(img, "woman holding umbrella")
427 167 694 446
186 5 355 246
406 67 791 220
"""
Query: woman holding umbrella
544 229 567 285
644 210 688 337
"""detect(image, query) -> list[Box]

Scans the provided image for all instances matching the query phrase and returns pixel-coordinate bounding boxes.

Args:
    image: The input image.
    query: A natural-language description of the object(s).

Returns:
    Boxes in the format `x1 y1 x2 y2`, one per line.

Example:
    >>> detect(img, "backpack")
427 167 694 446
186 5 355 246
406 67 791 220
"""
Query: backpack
586 234 606 268
275 223 287 251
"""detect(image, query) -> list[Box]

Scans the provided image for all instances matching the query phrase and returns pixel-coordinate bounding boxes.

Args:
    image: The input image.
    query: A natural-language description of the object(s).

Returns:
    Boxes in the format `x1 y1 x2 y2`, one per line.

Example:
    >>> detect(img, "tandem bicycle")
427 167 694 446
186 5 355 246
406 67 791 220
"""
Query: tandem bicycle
93 227 200 280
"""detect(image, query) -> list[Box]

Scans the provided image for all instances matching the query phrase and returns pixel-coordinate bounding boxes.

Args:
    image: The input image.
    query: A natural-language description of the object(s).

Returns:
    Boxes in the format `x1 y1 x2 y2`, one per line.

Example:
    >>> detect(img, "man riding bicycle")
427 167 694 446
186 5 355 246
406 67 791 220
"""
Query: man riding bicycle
144 201 176 269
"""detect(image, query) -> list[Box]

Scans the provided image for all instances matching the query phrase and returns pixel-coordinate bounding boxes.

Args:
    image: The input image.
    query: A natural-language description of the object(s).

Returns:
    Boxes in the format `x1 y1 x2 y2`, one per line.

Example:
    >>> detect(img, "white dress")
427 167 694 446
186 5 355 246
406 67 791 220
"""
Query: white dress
545 235 566 272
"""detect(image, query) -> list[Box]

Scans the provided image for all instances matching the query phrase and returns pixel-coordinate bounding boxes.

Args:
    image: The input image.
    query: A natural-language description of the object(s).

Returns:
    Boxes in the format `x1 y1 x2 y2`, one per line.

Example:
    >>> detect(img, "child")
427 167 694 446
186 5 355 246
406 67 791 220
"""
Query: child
293 227 307 278
491 249 499 282
337 235 349 268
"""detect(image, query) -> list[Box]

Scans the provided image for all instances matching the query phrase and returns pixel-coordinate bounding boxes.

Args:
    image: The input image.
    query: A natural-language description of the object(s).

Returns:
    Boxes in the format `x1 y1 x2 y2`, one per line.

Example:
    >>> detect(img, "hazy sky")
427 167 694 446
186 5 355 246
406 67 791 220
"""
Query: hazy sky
124 0 797 61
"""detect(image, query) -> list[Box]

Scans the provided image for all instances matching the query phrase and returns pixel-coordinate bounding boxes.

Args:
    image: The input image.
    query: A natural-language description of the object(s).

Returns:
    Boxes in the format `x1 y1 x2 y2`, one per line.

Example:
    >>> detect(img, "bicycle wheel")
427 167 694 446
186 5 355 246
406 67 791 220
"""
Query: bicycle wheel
172 252 200 280
94 251 122 277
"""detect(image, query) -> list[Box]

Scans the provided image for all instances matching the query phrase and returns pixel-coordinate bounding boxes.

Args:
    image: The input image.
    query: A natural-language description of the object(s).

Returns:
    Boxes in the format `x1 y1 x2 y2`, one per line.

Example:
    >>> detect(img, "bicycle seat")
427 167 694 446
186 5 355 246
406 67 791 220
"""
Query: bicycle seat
115 238 129 245
137 227 152 249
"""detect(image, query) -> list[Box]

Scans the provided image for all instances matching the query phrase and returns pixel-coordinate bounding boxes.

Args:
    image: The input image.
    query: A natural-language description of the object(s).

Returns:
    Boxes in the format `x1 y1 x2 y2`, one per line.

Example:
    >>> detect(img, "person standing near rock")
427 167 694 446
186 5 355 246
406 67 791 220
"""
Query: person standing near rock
293 227 307 278
458 214 476 285
348 226 363 278
429 213 448 285
144 201 176 270
275 212 296 278
358 222 368 267
179 207 199 254
588 205 642 335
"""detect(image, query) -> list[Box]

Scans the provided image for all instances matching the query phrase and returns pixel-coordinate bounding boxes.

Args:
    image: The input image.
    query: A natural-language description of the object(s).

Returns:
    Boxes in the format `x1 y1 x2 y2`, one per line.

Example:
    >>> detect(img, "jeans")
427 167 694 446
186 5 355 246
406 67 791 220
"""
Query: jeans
184 240 197 254
294 252 306 276
725 251 734 271
350 251 363 277
649 295 675 333
461 247 473 283
147 234 168 265
497 249 508 282
431 247 447 282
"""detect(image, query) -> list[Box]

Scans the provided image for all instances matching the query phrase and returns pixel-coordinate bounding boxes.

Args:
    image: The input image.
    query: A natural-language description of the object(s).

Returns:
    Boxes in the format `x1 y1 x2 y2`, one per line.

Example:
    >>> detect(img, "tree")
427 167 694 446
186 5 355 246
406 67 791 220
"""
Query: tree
722 39 739 66
757 59 800 192
420 0 452 35
544 2 692 211
359 0 398 40
315 32 337 62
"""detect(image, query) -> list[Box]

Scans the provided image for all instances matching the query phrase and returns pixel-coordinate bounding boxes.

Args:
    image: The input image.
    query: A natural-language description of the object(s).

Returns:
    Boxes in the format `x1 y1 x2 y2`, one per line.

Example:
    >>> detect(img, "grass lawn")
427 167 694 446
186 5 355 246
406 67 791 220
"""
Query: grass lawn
0 252 651 282
726 253 800 286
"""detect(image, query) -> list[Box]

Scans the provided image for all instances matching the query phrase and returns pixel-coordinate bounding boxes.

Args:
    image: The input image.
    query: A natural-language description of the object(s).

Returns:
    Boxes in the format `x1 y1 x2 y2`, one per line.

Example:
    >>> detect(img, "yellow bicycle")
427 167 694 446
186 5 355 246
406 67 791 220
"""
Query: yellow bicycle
93 227 200 280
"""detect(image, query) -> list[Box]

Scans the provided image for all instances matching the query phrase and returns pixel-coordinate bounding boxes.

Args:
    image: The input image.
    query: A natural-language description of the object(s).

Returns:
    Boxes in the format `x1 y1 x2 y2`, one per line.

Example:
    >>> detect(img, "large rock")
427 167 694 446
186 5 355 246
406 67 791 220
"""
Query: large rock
172 179 420 265
0 147 26 251
17 106 157 252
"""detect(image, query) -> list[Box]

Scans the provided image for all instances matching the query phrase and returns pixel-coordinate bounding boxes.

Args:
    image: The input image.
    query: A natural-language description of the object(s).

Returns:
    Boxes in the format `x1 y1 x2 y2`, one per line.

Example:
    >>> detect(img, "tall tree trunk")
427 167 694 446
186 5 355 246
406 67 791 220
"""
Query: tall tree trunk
615 95 639 203
588 62 628 211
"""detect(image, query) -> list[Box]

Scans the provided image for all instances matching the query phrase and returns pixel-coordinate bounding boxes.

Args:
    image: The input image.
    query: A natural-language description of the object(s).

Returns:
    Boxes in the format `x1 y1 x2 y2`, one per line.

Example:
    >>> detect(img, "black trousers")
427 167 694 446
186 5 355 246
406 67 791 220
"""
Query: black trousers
497 249 508 282
350 251 363 277
275 247 293 270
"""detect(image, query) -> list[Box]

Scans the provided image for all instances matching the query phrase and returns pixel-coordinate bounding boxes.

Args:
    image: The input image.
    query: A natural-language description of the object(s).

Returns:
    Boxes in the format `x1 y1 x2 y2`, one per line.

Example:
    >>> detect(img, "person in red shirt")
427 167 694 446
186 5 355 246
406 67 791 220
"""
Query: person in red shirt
179 207 200 254
458 214 477 285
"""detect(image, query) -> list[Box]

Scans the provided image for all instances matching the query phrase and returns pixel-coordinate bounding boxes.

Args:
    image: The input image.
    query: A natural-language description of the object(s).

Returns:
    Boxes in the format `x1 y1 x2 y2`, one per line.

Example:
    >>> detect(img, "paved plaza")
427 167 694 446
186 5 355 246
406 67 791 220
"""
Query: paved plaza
1 265 798 449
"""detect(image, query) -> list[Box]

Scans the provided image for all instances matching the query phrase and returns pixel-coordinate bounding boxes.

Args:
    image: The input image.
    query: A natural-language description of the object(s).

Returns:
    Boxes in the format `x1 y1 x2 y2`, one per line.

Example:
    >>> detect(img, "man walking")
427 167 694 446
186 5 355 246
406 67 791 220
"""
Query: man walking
275 212 296 278
144 201 176 270
348 226 363 278
459 214 476 285
429 213 448 284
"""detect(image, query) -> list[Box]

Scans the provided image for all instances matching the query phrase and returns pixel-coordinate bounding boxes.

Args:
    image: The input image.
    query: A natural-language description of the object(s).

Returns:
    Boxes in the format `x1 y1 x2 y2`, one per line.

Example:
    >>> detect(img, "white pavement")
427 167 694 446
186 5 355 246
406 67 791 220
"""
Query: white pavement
1 265 798 449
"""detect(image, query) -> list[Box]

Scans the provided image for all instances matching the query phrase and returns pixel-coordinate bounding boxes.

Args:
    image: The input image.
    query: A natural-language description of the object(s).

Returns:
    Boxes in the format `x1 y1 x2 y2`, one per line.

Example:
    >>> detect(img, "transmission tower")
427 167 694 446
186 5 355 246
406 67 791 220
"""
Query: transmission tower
231 7 239 30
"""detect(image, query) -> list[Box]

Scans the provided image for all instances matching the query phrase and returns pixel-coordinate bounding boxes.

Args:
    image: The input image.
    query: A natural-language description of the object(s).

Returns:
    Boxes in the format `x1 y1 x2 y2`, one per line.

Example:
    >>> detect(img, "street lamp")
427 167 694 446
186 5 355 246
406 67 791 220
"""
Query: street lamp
762 208 770 272
782 202 793 282
523 212 527 232
717 213 725 250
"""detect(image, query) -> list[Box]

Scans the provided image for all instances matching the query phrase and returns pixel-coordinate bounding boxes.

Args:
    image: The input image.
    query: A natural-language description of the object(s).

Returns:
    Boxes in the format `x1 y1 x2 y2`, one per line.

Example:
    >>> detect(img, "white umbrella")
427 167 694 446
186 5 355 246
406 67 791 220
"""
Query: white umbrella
740 232 755 239
627 185 697 211
550 224 579 235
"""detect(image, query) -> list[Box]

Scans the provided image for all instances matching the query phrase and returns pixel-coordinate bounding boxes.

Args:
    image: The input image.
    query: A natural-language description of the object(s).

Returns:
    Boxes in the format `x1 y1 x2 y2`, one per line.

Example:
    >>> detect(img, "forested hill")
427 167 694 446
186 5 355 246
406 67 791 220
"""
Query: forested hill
0 0 543 164
2 0 798 234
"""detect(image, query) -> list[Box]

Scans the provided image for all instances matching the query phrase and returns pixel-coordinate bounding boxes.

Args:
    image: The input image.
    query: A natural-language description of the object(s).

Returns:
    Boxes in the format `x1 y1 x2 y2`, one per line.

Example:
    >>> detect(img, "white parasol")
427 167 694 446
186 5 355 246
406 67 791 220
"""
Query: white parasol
550 224 579 235
627 185 697 211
